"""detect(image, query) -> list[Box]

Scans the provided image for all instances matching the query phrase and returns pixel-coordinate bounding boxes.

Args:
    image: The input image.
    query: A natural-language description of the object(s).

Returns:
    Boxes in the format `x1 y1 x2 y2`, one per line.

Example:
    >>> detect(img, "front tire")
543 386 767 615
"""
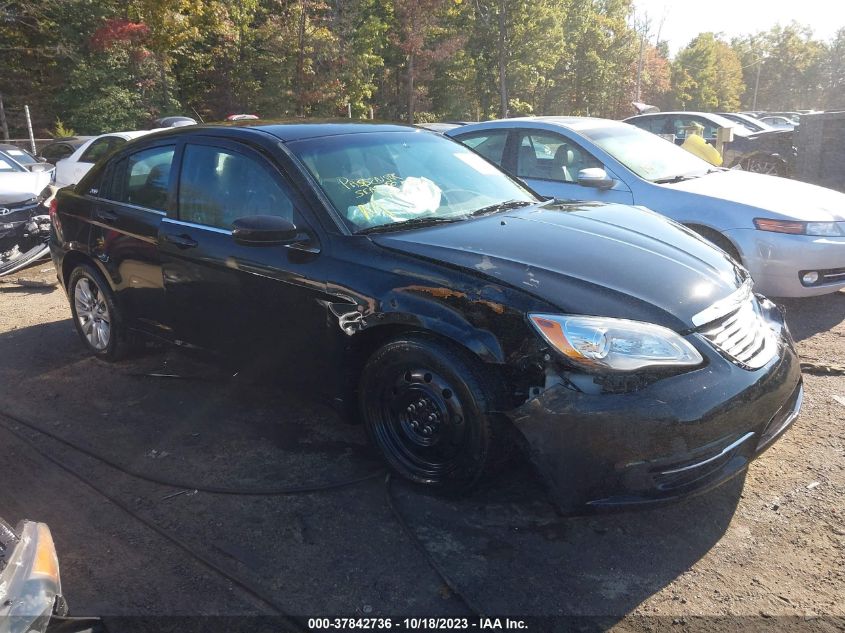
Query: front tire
359 335 499 493
68 263 135 361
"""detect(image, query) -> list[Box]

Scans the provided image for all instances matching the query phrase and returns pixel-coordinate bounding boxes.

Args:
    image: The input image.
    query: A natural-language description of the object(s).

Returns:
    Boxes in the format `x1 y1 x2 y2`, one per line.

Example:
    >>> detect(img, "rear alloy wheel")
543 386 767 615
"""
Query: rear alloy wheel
359 336 498 493
75 277 111 351
68 264 135 361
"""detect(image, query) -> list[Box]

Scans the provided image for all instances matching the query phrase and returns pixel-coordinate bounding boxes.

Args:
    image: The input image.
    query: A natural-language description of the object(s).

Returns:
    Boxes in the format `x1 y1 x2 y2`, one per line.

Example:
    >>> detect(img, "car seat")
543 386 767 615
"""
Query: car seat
518 144 538 178
552 145 574 182
132 164 170 211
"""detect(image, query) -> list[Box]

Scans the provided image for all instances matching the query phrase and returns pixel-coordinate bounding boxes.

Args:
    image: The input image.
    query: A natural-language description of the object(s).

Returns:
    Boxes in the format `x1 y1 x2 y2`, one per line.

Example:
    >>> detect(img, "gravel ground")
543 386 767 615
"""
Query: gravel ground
0 262 843 632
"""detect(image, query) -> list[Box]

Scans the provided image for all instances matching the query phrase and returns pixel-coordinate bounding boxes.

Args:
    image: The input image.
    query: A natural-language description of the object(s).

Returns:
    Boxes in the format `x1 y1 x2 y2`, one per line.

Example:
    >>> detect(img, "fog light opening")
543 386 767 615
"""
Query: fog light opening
801 271 820 286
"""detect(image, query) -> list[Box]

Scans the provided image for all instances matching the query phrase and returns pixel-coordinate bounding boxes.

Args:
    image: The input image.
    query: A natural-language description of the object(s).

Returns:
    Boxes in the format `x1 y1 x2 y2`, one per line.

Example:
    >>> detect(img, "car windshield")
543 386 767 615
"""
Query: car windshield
1 147 37 165
289 130 535 233
581 123 716 182
0 152 26 173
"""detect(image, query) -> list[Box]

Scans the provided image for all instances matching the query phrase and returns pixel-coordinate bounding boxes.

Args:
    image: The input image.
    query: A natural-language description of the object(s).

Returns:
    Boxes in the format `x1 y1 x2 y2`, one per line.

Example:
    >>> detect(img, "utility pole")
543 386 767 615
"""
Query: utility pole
635 30 645 102
634 13 650 103
24 105 36 154
296 0 307 117
753 58 762 111
498 0 508 118
0 93 9 141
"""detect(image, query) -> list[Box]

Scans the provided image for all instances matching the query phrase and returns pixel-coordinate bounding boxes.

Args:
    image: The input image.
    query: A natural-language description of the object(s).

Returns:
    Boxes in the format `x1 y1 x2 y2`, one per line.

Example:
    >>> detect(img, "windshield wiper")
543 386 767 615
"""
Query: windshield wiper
652 173 705 184
357 215 467 235
469 199 536 217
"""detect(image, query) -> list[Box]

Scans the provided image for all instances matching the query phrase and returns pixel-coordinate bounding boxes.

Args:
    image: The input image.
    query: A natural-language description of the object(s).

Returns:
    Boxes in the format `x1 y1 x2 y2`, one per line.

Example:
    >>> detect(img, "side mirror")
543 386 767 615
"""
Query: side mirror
232 215 298 247
26 163 54 173
577 167 615 190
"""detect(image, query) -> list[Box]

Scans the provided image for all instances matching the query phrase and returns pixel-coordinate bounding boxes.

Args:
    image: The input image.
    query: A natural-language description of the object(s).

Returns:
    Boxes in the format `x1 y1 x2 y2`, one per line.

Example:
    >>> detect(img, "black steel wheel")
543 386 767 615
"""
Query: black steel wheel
359 335 498 492
68 263 137 361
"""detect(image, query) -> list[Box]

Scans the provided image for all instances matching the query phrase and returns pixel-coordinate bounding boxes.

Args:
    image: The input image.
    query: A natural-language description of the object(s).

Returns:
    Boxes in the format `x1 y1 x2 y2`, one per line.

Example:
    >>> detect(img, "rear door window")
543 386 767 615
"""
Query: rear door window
455 130 510 166
105 145 176 212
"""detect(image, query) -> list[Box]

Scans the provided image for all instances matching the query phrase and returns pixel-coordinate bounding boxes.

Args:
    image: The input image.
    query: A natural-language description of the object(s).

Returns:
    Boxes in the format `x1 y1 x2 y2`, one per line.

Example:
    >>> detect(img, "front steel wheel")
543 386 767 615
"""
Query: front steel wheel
359 335 500 493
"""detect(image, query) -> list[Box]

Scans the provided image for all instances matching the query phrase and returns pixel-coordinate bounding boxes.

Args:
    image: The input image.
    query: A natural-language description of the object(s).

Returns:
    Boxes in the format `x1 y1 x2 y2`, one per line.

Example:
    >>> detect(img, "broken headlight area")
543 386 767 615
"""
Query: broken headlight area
0 519 67 633
521 314 705 398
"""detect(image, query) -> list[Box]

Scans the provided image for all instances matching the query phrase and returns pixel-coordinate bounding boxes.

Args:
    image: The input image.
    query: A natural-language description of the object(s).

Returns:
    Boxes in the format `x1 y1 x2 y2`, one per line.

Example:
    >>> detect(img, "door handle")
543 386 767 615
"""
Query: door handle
163 233 198 249
95 209 118 223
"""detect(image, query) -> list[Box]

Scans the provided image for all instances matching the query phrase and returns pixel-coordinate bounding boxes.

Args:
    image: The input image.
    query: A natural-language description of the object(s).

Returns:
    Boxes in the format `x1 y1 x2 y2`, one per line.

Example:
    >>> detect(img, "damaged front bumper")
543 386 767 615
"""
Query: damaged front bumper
507 326 803 512
0 519 67 633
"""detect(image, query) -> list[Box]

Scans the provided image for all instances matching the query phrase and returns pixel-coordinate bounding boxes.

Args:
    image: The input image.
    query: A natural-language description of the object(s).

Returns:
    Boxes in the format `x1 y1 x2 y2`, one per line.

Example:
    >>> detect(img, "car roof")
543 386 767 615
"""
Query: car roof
448 116 631 134
44 136 94 145
0 143 34 153
138 120 419 143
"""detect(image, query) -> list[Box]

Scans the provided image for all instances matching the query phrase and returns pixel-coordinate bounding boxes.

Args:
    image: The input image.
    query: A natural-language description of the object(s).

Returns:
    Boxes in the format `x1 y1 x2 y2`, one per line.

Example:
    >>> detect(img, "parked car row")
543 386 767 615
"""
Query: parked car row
623 111 796 176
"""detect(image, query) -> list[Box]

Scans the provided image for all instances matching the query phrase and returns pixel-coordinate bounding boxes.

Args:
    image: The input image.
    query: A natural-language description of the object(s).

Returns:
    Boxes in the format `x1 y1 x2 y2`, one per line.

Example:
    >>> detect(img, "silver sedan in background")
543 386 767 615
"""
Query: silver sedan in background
447 117 845 298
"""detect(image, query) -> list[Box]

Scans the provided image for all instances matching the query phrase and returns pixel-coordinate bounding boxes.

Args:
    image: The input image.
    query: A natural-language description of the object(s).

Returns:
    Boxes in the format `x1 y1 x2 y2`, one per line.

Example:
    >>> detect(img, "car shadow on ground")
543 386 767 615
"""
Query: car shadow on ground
776 290 845 342
0 318 743 624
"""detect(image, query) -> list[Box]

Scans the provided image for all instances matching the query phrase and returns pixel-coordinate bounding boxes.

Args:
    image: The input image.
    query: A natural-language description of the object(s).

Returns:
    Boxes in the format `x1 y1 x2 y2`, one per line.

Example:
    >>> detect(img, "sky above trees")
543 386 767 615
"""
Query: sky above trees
634 0 845 54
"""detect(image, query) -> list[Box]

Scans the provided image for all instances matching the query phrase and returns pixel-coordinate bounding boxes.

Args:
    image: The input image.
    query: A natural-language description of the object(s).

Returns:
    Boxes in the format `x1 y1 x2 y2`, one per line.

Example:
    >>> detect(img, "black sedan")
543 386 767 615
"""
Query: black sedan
49 122 802 511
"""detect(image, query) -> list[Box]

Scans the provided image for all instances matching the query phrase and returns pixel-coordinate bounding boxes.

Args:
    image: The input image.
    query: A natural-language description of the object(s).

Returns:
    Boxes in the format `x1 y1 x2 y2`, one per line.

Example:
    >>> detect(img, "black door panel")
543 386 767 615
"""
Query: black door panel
160 140 328 373
90 201 168 334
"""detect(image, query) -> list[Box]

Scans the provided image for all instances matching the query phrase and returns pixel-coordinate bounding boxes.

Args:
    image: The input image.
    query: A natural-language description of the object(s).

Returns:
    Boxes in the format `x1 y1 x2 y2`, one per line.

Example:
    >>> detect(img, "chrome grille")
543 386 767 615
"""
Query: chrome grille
699 295 777 369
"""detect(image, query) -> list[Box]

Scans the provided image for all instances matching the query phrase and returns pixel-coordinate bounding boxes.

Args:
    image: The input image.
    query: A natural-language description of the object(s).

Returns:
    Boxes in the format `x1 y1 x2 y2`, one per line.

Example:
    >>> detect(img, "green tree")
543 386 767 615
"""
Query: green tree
827 28 845 109
671 33 743 110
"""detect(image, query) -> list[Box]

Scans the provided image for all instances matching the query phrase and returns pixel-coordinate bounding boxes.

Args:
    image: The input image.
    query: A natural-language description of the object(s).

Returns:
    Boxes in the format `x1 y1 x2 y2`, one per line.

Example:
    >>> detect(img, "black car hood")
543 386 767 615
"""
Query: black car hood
371 202 748 331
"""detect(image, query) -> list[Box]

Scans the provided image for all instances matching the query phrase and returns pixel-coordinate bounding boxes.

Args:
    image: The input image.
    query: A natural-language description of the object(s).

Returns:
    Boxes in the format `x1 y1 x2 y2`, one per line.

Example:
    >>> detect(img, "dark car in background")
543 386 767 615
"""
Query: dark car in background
49 122 802 511
38 137 93 164
624 111 796 176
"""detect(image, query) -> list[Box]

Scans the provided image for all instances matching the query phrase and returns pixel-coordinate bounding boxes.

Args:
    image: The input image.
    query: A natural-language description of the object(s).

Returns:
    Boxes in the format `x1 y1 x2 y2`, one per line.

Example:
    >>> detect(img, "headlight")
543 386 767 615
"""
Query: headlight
528 314 703 372
754 218 844 236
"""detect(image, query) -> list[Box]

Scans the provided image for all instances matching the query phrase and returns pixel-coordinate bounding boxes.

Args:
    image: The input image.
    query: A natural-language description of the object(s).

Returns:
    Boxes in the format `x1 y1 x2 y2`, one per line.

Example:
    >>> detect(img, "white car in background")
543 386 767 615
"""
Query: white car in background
0 147 54 197
54 130 154 187
759 116 796 130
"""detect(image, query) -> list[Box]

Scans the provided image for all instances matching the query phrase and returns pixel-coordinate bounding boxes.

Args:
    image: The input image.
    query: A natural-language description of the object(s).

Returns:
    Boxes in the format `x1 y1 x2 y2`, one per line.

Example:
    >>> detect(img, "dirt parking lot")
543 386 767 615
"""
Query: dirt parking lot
1 263 843 632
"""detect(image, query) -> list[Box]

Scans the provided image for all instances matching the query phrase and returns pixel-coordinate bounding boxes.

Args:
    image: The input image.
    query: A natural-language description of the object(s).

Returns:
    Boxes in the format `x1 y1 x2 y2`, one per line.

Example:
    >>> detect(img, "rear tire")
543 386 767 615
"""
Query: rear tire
68 263 137 361
359 335 500 493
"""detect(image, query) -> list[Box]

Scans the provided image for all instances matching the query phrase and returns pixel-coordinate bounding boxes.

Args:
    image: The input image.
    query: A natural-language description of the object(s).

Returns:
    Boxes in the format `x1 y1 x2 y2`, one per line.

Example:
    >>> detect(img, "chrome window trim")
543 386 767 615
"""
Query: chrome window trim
162 218 232 235
86 196 167 216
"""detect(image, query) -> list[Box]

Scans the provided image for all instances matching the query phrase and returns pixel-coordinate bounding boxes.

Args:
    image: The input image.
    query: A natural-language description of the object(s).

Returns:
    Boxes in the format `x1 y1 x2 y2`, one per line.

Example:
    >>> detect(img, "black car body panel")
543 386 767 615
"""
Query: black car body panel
372 202 747 332
49 122 802 511
511 306 802 509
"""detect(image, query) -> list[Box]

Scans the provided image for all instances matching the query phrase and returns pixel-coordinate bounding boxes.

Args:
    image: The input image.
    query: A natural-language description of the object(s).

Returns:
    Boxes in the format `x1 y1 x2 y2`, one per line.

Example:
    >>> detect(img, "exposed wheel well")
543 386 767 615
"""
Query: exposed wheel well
685 224 742 264
61 251 96 289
